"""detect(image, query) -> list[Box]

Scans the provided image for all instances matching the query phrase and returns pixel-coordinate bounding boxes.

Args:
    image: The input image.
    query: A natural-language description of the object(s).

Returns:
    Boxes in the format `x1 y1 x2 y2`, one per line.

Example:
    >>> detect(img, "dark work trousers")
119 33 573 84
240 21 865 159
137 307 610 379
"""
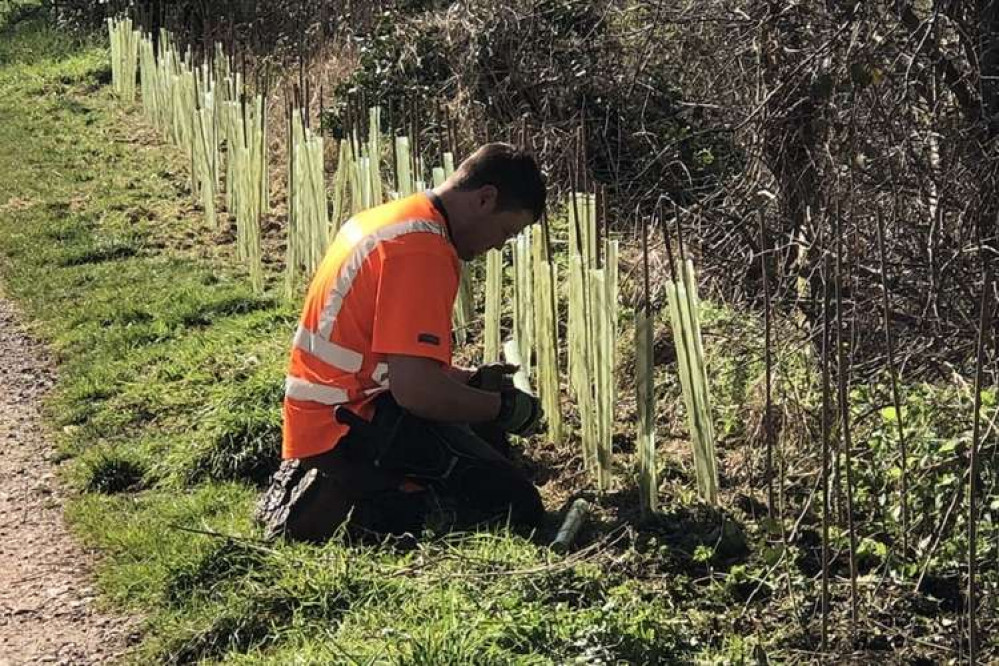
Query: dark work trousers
264 393 545 543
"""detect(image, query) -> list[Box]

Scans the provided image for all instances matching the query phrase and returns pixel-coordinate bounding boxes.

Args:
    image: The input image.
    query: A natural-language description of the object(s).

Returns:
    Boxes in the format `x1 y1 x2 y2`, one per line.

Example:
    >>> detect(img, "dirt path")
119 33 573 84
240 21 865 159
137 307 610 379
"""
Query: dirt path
0 290 136 665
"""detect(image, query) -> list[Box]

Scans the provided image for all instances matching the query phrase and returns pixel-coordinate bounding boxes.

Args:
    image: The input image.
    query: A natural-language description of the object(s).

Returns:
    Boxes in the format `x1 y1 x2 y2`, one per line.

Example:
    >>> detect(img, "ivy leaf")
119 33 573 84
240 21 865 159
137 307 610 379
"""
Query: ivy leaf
980 388 996 408
693 544 714 563
763 544 784 566
857 537 888 562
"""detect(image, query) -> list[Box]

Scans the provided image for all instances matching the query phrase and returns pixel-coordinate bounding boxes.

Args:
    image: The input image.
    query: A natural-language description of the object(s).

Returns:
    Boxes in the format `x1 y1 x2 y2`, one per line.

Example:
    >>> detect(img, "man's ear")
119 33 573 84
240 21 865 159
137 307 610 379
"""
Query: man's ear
477 184 499 213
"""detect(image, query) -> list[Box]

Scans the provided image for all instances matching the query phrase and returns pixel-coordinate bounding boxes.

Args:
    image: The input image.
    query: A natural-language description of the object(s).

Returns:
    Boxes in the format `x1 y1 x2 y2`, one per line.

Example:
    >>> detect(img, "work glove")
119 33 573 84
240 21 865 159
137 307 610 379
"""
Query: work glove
468 363 518 392
495 388 543 437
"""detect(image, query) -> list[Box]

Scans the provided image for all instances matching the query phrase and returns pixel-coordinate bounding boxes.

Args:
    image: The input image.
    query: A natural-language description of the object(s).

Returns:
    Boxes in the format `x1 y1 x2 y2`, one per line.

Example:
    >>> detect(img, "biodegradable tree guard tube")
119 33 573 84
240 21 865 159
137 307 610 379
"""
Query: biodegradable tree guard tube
368 107 383 206
636 309 657 515
552 499 591 553
484 248 503 363
566 192 616 490
533 224 562 444
502 339 533 396
666 264 719 504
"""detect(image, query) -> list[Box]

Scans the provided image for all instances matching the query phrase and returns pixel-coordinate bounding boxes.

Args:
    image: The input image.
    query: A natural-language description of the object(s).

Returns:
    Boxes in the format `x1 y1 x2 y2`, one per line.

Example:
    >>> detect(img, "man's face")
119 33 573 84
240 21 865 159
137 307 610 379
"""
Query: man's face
456 185 535 260
459 208 534 260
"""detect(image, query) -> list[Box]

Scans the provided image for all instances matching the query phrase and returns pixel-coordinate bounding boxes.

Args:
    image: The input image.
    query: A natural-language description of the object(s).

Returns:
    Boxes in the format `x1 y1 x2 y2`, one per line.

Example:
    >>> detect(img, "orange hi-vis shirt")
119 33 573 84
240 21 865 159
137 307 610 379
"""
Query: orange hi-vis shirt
282 192 461 459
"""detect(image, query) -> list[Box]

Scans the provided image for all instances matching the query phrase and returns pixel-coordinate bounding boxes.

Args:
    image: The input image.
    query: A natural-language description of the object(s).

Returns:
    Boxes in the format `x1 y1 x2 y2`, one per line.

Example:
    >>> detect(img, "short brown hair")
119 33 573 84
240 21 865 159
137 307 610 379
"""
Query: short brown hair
451 143 546 221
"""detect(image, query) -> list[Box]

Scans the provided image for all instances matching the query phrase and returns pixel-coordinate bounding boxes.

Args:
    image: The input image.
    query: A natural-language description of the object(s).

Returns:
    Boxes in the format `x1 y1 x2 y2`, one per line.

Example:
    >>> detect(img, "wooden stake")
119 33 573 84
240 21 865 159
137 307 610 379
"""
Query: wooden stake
435 103 444 166
444 104 458 159
595 184 603 269
674 202 686 265
389 98 398 188
661 199 677 284
875 205 910 555
318 84 324 136
835 204 859 631
641 207 651 318
820 247 832 654
968 259 991 664
831 202 843 525
759 208 775 520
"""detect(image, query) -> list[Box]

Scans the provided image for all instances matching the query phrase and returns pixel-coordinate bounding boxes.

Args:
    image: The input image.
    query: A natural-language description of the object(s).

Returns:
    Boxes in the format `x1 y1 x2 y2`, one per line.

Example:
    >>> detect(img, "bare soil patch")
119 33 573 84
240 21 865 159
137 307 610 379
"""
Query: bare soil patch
0 287 137 665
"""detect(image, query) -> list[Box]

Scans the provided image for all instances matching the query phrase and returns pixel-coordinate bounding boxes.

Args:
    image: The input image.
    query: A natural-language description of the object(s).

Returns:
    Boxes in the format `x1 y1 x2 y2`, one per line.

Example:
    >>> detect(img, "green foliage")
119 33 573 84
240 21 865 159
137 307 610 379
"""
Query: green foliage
332 8 453 110
0 7 95 69
852 380 998 577
332 0 737 212
0 0 39 27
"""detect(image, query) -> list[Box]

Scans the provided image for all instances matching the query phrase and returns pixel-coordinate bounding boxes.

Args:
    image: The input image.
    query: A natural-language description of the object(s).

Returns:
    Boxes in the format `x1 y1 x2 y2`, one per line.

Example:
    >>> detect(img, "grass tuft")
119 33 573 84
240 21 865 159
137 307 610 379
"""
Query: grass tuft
58 234 140 266
78 446 148 493
163 540 265 607
164 595 294 664
185 406 283 487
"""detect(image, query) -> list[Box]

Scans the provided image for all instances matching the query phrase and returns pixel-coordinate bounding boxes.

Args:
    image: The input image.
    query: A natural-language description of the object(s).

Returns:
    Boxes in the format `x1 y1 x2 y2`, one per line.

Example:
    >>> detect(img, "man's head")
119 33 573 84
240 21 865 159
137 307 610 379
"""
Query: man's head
434 143 546 261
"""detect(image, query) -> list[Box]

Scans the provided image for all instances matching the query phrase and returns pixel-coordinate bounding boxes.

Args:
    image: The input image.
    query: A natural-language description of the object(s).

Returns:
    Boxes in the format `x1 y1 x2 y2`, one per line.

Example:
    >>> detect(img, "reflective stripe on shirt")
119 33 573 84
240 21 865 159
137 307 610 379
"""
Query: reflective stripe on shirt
284 376 349 405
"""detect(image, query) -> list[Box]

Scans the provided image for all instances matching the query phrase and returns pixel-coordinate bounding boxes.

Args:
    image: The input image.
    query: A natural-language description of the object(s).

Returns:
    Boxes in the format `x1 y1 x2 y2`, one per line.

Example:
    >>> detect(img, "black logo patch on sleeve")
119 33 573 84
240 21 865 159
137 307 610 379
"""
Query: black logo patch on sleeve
417 333 441 346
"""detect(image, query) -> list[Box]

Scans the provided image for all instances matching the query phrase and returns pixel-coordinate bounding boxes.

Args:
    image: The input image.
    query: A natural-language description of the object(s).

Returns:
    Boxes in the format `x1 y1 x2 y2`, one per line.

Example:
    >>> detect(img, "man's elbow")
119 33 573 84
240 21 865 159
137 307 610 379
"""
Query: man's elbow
389 379 427 414
385 356 441 416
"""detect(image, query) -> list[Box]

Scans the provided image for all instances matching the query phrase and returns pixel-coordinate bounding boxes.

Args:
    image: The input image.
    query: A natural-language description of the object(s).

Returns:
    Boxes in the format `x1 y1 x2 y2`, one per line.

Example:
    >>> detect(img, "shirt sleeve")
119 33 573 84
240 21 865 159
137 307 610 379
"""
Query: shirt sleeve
371 249 458 365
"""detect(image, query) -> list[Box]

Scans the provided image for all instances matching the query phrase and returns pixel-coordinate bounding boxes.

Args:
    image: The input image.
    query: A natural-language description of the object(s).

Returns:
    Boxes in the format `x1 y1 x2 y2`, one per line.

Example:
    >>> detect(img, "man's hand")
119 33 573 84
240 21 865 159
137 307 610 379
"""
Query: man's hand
468 363 519 392
495 388 543 437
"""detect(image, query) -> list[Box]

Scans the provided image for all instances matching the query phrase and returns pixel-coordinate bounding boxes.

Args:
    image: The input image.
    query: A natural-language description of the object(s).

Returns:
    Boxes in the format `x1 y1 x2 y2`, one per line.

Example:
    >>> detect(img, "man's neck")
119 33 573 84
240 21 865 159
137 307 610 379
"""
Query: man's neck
430 186 460 247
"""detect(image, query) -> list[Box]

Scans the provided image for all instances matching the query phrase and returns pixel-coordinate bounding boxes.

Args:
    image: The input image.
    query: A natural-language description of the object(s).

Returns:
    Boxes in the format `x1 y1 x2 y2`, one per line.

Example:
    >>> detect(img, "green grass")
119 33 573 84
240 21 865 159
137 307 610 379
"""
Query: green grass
2 11 996 665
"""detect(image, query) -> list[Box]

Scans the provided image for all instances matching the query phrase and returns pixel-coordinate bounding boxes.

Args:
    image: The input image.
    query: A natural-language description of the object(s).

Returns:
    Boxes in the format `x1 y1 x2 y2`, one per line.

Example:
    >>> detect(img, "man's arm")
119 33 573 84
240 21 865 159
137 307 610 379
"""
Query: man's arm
444 365 476 384
387 355 500 423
